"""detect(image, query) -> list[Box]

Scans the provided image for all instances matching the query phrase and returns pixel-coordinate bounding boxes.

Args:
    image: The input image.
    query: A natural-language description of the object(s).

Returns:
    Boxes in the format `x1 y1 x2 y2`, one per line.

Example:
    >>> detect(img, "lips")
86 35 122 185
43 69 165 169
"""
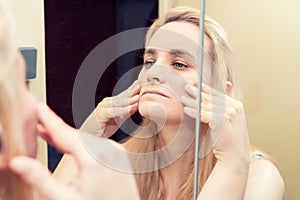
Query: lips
141 90 169 98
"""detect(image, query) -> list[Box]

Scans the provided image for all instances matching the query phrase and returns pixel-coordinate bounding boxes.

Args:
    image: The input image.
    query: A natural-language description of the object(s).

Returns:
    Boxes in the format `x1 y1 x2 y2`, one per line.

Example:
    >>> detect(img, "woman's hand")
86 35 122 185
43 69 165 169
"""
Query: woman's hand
181 83 250 199
181 83 249 163
9 104 140 200
95 80 141 137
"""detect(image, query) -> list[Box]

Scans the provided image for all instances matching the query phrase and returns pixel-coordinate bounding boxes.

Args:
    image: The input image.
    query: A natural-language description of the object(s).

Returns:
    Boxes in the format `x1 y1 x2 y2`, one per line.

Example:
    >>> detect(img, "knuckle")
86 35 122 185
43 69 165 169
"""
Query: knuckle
99 97 114 108
236 101 244 109
226 108 236 121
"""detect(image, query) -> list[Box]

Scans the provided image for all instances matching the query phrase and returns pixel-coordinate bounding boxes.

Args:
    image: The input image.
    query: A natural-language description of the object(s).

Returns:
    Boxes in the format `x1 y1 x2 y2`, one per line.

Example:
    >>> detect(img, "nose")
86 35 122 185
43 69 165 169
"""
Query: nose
146 63 166 83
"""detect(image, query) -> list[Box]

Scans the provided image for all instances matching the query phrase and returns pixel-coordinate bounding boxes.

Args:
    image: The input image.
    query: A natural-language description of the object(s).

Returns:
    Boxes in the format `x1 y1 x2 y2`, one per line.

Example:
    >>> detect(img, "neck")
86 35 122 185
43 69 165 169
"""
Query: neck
156 118 195 199
158 117 195 143
160 146 193 199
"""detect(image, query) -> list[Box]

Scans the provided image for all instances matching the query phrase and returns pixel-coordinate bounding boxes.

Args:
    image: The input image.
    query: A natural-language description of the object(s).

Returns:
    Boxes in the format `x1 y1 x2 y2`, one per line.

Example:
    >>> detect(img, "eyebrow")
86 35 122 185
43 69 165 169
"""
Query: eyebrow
144 48 157 56
169 49 196 61
144 48 197 61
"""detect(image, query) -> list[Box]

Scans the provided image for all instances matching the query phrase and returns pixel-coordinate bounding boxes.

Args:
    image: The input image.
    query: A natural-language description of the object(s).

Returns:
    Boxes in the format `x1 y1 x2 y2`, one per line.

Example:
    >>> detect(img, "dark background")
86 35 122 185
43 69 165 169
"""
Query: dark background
44 0 158 172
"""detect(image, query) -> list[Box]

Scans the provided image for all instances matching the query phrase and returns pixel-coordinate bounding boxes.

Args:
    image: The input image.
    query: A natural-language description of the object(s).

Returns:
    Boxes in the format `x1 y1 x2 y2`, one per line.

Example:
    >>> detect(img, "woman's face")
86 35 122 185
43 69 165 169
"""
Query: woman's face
138 21 212 123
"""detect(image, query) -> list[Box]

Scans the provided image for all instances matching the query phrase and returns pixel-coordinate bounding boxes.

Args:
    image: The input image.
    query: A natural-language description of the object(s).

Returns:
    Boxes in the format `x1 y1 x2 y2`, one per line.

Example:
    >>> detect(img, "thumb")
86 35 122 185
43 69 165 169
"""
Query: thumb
9 156 74 200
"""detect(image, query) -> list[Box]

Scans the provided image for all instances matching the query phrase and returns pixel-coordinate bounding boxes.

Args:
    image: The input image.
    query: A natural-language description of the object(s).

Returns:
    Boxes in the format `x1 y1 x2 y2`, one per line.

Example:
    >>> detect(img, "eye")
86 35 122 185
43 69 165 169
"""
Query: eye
143 60 155 68
173 61 188 70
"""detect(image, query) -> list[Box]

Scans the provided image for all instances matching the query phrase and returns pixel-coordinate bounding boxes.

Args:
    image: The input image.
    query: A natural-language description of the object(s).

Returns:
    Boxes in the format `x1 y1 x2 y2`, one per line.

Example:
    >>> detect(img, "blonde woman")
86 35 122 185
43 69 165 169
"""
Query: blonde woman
0 1 139 199
54 6 285 199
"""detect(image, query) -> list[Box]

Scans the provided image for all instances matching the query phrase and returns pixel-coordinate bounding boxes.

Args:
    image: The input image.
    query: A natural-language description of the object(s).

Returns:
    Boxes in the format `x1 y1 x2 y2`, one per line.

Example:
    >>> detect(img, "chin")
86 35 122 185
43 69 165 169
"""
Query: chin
139 101 166 116
139 103 183 126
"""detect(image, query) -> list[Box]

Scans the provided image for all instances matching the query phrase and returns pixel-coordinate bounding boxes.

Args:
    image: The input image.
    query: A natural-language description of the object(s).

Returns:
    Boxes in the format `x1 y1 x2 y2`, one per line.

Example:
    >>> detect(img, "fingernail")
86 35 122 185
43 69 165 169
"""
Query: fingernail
132 95 139 101
181 96 187 102
184 84 193 93
134 81 141 88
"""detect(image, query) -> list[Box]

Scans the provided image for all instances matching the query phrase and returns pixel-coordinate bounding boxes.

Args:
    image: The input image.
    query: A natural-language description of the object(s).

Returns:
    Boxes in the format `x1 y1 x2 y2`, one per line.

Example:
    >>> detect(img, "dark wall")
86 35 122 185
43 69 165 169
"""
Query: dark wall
44 0 158 172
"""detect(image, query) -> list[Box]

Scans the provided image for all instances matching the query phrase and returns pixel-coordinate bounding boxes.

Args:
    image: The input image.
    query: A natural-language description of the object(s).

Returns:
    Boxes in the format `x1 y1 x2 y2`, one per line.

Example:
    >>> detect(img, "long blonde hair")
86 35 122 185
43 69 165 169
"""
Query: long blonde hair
124 6 241 200
0 1 33 199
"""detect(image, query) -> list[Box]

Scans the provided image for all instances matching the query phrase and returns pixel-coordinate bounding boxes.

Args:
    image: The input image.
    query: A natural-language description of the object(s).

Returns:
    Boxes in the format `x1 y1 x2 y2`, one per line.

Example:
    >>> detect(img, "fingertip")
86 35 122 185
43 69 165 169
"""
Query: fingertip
133 82 141 91
131 94 140 103
180 96 187 103
132 80 141 88
129 103 139 114
201 82 210 91
9 156 30 175
182 106 187 113
184 84 195 96
182 106 195 119
37 103 51 121
135 79 142 85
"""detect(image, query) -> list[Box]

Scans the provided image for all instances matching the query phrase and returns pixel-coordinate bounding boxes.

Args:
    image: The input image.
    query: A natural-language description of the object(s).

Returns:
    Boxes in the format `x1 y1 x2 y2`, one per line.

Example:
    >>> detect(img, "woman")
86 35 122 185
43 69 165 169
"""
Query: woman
56 6 284 199
0 1 139 199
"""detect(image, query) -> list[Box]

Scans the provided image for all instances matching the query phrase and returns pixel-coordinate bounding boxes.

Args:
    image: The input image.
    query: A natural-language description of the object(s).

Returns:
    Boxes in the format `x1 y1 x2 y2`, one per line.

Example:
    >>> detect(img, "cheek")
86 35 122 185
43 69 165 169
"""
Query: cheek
202 60 213 84
138 100 150 117
185 67 211 87
171 71 196 96
138 94 183 122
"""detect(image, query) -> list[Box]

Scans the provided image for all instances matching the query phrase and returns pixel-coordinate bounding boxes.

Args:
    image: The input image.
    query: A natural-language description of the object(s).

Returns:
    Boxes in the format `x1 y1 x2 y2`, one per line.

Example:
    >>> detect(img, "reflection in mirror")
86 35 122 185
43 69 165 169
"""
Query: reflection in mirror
161 0 300 199
44 0 158 172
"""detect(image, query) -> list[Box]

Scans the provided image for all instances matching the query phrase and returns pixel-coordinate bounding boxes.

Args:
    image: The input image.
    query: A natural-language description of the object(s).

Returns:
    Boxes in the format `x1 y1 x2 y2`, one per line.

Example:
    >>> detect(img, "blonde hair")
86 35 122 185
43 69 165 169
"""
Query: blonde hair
124 6 241 199
0 1 33 199
146 6 241 100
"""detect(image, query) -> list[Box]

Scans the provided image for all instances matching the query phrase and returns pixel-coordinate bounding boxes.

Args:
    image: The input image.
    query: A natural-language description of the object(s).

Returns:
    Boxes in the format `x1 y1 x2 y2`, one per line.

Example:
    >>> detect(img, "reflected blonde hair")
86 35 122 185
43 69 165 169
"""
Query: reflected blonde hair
124 6 241 199
0 1 33 199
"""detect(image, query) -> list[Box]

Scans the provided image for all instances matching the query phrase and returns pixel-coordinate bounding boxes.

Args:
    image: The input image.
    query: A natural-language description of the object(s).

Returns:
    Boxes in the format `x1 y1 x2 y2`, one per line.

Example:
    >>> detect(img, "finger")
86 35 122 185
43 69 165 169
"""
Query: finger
37 124 53 144
187 82 230 99
110 103 139 124
9 156 73 200
111 95 139 107
183 107 212 124
201 83 239 108
37 104 83 158
203 92 227 109
183 86 213 104
119 80 141 98
181 96 197 108
201 83 224 97
181 94 225 114
202 84 243 109
187 83 228 102
101 104 139 121
184 84 215 102
184 84 197 98
184 84 212 97
181 96 212 112
182 100 222 115
185 84 215 100
107 103 138 118
128 102 139 115
99 95 139 109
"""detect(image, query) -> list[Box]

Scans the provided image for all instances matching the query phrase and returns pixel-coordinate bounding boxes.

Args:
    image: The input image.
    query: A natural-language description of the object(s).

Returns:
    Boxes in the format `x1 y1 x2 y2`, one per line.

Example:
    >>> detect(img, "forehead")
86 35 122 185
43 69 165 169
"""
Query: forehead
147 21 211 58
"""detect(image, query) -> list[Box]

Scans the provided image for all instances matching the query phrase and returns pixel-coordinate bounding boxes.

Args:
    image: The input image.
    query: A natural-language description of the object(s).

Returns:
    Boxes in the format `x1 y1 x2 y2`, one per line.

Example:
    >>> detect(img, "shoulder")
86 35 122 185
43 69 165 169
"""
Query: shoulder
244 159 285 200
